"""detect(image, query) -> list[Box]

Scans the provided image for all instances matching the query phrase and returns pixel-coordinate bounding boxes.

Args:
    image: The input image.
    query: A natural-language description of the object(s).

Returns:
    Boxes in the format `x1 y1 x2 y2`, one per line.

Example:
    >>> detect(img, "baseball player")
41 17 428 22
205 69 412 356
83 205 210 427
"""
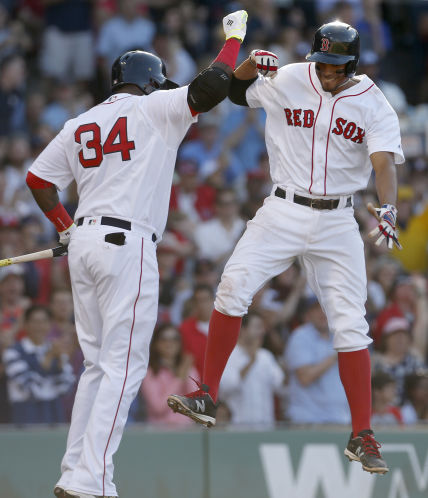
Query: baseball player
26 10 248 498
168 21 404 475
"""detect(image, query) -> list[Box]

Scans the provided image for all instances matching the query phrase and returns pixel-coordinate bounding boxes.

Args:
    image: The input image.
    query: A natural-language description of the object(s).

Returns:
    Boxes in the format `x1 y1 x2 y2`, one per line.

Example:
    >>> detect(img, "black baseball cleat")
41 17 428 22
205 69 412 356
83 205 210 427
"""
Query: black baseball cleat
344 429 389 474
54 487 65 498
167 382 217 427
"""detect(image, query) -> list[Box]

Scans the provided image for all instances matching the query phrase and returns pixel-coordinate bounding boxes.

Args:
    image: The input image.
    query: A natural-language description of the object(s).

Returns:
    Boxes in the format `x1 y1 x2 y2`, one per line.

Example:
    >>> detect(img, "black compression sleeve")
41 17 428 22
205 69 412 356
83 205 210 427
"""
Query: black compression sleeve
228 75 258 106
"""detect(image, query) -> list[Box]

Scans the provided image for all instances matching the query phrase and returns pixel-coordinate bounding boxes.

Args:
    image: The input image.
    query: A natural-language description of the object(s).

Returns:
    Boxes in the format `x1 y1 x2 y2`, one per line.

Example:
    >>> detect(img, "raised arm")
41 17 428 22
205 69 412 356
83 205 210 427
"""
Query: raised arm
186 10 248 114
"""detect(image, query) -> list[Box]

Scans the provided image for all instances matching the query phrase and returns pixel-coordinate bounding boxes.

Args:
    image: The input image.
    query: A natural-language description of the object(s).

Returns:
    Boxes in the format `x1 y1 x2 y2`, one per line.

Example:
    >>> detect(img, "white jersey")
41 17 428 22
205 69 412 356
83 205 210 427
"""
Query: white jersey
246 62 404 196
29 87 198 238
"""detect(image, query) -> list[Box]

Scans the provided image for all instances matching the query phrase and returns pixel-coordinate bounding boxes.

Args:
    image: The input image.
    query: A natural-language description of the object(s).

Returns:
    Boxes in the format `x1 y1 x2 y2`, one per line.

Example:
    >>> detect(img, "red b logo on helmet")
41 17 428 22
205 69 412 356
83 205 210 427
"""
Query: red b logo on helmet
320 38 330 52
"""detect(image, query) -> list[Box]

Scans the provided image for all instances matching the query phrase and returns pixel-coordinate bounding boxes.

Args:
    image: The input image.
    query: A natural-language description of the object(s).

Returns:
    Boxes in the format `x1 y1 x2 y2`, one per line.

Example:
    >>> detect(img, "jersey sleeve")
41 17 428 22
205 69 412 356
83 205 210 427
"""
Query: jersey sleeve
140 86 198 146
28 129 74 191
366 90 405 164
245 74 272 108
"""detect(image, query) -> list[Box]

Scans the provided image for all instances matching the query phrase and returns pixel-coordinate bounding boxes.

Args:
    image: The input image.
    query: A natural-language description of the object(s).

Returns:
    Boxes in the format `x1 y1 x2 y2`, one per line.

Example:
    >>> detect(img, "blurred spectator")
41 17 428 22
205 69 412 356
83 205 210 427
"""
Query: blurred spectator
41 81 93 132
284 298 350 425
0 53 27 137
218 107 266 184
372 316 427 404
96 0 155 71
371 370 403 426
179 115 240 181
219 311 285 427
140 323 198 426
3 305 75 424
170 159 217 224
358 50 408 116
0 3 32 59
193 188 245 266
48 289 74 338
39 0 95 83
371 274 428 351
401 371 428 424
152 29 197 86
390 186 428 273
179 284 214 378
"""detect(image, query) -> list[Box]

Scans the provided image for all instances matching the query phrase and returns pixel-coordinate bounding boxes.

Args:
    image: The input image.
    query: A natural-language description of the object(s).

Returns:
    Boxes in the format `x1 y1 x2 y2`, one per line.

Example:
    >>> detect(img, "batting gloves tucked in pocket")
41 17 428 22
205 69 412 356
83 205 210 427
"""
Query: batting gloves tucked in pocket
369 204 402 250
250 49 279 77
223 10 248 42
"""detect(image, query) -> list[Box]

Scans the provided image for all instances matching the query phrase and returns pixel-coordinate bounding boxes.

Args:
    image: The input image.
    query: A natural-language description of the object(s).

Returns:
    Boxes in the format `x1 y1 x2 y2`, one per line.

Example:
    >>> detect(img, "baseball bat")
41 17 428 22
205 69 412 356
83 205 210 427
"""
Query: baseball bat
0 246 68 267
366 202 381 221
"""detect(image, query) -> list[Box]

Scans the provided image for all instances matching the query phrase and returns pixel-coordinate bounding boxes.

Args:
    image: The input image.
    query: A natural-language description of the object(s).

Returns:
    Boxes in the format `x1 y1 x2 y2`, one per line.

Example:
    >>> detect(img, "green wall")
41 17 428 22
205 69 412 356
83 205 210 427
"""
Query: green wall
1 426 427 498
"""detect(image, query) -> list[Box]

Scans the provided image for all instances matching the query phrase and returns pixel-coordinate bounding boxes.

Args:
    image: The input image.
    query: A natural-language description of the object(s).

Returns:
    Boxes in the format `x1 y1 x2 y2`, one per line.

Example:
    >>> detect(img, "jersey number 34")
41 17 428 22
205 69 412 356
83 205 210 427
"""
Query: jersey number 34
74 117 135 168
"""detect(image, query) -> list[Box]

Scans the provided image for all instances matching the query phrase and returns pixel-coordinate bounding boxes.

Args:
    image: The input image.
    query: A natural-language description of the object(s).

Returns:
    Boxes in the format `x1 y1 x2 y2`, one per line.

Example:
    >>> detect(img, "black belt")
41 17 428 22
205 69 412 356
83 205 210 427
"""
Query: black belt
275 187 351 210
77 216 157 242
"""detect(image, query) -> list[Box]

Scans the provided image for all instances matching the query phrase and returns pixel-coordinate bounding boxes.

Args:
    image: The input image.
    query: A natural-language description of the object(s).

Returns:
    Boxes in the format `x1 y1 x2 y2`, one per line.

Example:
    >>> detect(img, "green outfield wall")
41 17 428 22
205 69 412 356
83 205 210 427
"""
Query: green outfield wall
1 425 427 498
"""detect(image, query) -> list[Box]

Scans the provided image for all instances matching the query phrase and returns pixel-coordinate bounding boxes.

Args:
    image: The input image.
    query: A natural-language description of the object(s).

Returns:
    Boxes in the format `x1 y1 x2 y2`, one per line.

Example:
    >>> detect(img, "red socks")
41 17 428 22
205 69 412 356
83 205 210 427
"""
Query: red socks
202 309 242 402
213 38 241 69
338 348 372 437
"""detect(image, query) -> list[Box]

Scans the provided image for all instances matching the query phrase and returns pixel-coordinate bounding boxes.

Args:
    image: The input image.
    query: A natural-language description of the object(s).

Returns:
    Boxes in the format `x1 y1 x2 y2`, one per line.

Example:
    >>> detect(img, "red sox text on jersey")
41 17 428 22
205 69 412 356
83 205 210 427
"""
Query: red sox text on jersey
284 108 365 144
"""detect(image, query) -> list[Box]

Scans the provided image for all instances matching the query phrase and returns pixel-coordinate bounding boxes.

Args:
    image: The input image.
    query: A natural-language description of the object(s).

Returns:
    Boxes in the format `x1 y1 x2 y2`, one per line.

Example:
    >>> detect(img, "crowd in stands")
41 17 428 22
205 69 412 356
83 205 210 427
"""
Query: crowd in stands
0 0 427 428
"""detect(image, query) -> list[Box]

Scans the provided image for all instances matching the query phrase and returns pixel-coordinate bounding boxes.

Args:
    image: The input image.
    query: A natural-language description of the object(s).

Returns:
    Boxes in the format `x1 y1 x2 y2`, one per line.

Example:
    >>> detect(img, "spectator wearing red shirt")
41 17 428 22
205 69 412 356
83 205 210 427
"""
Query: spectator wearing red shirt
179 284 214 378
170 159 216 224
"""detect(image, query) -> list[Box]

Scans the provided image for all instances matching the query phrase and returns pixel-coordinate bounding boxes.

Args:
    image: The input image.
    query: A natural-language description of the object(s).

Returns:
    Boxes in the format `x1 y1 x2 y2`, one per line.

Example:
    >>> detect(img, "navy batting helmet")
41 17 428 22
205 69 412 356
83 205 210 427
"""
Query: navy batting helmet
306 21 360 77
111 50 179 94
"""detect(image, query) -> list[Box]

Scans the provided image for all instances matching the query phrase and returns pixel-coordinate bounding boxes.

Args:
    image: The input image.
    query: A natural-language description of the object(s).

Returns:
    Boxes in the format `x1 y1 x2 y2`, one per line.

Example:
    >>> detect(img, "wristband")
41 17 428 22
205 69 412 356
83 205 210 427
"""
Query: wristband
45 202 73 232
213 38 241 70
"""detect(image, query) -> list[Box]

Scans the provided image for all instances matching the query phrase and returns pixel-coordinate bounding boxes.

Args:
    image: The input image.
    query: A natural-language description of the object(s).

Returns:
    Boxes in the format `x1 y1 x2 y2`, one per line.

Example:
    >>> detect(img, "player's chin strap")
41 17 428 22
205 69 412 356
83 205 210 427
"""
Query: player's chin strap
334 77 351 91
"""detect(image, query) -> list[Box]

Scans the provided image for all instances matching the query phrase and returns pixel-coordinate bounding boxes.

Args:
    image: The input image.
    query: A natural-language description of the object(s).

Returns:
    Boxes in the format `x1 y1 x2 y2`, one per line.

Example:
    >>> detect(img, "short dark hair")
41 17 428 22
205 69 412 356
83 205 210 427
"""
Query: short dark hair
371 370 395 390
242 311 263 328
193 283 214 297
24 304 51 322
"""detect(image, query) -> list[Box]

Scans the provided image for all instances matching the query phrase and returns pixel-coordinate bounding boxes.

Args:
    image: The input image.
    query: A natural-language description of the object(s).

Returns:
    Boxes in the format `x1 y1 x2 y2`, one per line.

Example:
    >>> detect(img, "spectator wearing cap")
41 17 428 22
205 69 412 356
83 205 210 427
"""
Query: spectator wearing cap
371 273 428 355
371 371 403 427
389 186 428 273
219 311 285 427
401 371 428 424
39 0 95 84
179 284 215 378
3 305 75 424
284 297 350 425
169 159 217 224
372 316 427 404
358 50 408 116
193 188 245 267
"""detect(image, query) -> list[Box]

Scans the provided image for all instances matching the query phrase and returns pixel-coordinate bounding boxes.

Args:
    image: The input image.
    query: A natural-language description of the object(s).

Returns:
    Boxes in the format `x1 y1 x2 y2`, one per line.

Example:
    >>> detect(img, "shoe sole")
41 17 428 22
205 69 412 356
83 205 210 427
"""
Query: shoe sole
344 448 389 475
167 395 216 427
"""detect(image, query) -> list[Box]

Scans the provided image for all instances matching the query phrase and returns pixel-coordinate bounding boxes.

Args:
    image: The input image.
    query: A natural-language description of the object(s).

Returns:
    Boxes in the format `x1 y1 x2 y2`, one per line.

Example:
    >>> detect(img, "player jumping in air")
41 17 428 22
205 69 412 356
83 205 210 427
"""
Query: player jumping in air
168 21 404 475
26 10 249 498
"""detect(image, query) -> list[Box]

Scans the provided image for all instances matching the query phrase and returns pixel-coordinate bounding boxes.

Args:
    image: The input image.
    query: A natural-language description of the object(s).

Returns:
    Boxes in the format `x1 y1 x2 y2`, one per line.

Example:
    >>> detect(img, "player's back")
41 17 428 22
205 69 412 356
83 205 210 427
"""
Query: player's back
31 87 196 236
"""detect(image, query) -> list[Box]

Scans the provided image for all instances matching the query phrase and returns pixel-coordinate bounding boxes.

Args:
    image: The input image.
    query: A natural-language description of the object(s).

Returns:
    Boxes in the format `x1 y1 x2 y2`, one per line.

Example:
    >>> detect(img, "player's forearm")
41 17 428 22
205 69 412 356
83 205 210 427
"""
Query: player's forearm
295 354 337 387
234 58 258 80
371 151 397 205
30 184 60 212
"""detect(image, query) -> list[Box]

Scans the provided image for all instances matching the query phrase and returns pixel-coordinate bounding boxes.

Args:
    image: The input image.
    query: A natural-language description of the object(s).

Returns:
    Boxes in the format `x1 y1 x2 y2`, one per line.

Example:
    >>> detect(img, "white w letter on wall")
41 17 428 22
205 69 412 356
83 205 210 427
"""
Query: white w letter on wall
259 444 374 498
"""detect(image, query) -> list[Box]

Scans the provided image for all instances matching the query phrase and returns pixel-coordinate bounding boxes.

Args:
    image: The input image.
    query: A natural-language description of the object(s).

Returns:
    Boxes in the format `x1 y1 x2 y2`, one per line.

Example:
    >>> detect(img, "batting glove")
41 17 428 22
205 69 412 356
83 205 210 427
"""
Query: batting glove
249 49 279 78
369 204 402 250
58 222 76 246
223 10 248 42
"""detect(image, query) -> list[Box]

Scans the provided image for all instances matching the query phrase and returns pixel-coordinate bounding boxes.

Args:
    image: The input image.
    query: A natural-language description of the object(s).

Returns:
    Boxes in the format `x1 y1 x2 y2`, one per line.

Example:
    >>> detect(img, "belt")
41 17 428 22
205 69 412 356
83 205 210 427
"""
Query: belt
275 187 351 210
77 216 157 242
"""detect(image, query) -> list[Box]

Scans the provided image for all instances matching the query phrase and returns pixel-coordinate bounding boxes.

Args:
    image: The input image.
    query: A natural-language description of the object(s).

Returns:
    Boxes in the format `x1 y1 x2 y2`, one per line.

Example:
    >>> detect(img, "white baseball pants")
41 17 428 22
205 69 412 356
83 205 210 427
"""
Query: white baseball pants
215 192 372 352
56 219 158 496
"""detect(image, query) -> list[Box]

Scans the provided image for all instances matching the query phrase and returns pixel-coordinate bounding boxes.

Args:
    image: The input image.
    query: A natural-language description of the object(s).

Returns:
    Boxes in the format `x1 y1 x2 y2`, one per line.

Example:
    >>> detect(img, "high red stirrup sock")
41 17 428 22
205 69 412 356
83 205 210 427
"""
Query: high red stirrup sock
202 309 242 403
338 348 372 437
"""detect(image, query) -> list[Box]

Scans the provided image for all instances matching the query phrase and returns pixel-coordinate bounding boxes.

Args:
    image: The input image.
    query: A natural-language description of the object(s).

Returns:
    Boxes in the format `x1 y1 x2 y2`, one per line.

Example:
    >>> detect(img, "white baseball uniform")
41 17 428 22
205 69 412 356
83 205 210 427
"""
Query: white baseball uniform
215 62 404 351
29 87 197 496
